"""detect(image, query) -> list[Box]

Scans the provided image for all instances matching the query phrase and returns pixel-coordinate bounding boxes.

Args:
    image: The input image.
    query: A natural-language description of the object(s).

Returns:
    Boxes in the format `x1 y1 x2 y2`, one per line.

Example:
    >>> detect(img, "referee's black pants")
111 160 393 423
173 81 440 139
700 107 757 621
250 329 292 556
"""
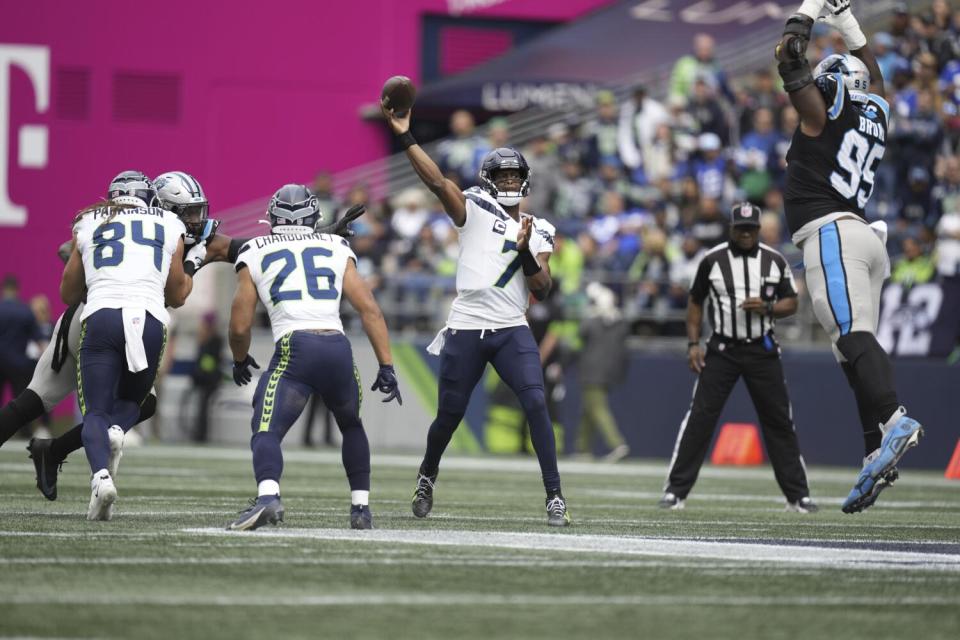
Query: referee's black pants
665 336 810 502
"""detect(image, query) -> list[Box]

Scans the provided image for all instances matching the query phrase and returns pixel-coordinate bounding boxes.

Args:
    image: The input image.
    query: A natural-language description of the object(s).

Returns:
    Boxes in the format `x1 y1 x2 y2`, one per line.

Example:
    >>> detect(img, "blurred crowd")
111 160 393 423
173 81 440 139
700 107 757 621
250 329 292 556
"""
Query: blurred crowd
312 1 960 334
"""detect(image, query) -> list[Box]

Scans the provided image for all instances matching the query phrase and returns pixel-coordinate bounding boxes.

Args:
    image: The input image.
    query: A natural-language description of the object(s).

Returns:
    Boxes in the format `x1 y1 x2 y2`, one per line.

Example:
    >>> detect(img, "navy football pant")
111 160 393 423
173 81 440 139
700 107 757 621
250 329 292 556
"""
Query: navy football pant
250 332 369 492
421 326 561 492
78 309 165 473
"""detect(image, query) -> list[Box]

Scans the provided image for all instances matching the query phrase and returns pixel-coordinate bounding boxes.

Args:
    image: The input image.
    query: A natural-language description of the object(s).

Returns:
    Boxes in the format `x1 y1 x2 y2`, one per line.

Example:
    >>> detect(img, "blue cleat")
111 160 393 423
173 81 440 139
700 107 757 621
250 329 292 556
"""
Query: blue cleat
227 495 284 531
842 408 922 514
350 504 374 530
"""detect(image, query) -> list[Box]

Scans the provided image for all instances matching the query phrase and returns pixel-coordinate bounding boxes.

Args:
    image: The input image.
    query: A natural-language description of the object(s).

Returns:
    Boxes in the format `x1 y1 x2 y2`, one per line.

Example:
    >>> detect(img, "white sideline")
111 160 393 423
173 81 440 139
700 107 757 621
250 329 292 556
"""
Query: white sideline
183 527 960 572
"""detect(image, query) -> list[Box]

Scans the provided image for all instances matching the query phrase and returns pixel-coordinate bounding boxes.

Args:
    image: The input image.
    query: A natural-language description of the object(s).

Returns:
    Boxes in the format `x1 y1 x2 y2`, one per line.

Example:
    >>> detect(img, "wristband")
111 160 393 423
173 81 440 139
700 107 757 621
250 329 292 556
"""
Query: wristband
519 249 542 276
397 131 417 150
184 261 197 277
688 341 700 348
765 300 775 316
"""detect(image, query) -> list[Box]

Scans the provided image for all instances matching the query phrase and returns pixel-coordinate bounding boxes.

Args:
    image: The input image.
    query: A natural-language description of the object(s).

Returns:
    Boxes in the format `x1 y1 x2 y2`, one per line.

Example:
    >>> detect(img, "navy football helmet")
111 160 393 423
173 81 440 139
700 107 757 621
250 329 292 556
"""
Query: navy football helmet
267 184 323 234
155 171 210 241
106 170 159 207
479 148 531 207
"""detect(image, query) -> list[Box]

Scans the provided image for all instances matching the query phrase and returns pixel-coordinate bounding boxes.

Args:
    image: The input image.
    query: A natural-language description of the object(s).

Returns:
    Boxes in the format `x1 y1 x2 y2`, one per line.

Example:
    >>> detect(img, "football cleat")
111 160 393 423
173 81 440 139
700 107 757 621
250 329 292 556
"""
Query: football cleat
107 426 124 479
87 471 117 521
350 504 374 530
546 494 570 527
227 495 284 531
785 497 819 513
842 408 922 514
27 438 63 501
658 492 685 510
412 473 436 518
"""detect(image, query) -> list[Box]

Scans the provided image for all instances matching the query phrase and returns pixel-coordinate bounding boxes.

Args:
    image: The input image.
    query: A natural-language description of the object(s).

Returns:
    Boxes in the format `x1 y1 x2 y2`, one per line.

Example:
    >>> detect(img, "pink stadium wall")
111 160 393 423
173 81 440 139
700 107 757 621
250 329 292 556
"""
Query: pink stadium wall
0 0 608 307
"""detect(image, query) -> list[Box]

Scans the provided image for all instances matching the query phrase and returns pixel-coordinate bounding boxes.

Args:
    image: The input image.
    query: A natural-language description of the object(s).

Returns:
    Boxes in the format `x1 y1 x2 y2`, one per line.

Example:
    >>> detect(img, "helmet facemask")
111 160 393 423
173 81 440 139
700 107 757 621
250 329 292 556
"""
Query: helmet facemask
479 148 531 207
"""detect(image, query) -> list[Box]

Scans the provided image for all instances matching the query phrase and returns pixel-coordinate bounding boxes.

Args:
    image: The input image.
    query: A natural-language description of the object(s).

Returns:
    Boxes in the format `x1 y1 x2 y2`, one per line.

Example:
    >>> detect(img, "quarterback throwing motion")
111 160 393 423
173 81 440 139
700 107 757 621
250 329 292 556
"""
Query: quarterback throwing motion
382 102 569 526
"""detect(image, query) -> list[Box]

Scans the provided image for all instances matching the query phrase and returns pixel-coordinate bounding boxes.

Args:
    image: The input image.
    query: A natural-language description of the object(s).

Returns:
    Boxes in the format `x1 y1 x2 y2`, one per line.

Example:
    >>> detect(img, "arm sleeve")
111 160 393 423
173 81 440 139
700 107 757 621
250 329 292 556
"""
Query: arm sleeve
227 238 252 264
233 241 254 273
688 256 712 304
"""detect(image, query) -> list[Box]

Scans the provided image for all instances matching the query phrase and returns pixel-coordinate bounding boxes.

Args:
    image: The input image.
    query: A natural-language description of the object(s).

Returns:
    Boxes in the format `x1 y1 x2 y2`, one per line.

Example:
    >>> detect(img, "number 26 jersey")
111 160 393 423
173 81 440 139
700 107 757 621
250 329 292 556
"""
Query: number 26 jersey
784 73 891 237
235 233 356 342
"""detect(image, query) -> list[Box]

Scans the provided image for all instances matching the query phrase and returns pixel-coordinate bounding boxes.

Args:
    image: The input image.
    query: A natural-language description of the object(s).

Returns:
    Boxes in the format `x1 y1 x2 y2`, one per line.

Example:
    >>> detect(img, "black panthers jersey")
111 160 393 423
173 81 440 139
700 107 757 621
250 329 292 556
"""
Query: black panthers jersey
784 74 890 235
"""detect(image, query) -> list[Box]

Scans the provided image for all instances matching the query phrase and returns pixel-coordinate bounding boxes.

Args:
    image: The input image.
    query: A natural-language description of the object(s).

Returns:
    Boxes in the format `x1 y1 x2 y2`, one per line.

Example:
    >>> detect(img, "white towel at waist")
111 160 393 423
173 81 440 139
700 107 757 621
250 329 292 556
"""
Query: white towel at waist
122 308 148 373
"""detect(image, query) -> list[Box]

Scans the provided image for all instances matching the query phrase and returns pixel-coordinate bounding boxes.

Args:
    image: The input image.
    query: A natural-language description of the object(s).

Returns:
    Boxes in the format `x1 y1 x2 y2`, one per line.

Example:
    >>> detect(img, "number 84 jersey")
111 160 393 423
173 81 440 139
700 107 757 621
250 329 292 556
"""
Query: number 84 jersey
446 188 556 330
784 74 890 240
235 233 356 342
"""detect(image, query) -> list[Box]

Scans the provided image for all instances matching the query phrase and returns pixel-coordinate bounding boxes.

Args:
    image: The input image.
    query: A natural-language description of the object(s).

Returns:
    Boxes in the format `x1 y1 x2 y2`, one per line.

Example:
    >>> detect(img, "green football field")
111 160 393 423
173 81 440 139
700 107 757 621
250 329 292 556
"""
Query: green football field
1 444 959 640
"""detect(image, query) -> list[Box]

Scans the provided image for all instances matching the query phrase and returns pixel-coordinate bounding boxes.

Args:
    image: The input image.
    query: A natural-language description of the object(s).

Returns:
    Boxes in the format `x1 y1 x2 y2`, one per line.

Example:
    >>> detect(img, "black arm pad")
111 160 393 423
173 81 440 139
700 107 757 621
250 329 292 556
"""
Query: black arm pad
778 58 814 93
227 237 250 264
779 13 814 60
520 249 542 276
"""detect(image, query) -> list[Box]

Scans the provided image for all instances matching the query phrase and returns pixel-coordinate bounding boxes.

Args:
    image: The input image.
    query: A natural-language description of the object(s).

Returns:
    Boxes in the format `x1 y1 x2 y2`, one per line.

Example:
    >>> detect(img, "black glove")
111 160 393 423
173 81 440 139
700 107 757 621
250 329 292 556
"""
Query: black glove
315 204 366 238
232 355 260 386
370 364 402 405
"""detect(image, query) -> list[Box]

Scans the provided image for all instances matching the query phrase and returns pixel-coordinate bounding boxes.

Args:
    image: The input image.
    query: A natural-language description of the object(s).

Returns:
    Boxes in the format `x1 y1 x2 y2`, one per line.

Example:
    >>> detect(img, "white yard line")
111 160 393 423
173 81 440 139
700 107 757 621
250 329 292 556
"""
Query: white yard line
0 592 957 607
181 527 960 572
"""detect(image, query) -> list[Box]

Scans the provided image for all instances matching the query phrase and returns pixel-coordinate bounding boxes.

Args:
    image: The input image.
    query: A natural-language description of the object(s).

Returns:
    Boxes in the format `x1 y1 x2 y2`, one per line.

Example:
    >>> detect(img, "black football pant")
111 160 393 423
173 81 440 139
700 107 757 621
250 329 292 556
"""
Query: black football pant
664 337 810 503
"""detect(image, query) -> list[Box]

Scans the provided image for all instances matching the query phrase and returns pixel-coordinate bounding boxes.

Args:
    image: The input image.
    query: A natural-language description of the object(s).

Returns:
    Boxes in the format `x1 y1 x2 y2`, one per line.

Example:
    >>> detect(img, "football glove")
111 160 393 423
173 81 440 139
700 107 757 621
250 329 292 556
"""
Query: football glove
315 204 366 238
818 0 866 50
184 242 208 276
370 364 402 405
232 355 260 386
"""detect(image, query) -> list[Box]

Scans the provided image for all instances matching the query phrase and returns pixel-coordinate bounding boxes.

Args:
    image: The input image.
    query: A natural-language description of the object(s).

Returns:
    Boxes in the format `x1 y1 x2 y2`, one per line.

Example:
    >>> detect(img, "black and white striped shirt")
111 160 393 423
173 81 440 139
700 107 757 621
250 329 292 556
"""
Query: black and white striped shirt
689 242 797 341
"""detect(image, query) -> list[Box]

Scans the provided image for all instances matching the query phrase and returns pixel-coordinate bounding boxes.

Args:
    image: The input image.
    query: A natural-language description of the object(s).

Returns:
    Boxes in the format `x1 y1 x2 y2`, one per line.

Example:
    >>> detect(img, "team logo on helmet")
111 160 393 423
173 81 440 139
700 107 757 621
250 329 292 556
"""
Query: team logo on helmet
814 53 870 103
266 184 323 235
479 148 531 207
106 170 159 207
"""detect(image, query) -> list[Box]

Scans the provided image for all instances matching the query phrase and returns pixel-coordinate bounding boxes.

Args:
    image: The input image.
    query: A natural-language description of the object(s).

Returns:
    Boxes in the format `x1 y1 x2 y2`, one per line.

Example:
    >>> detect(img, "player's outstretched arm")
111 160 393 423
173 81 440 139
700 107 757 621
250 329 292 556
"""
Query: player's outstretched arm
820 1 884 98
343 259 402 404
776 3 827 135
381 104 467 227
59 241 86 306
164 238 192 308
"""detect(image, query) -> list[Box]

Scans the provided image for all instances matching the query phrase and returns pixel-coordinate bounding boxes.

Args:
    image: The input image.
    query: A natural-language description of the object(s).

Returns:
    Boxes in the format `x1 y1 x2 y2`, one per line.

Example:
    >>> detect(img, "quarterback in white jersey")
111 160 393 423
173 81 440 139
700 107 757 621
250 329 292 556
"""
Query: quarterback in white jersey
59 172 191 520
383 101 568 527
227 184 400 531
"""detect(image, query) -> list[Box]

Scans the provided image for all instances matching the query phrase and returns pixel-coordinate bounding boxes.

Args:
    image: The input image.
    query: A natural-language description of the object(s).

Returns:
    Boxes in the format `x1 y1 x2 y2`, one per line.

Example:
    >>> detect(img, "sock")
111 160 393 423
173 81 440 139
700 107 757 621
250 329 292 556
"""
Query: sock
0 389 46 447
50 423 84 462
351 490 369 506
835 332 900 446
257 479 280 497
840 363 882 456
251 431 283 486
339 420 371 491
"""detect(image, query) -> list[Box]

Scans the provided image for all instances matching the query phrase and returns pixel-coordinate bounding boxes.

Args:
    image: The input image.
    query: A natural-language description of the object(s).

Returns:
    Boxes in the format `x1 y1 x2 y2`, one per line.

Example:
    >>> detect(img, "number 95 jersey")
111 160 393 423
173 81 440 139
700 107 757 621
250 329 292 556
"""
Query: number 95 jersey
784 74 890 238
446 188 556 330
235 233 356 342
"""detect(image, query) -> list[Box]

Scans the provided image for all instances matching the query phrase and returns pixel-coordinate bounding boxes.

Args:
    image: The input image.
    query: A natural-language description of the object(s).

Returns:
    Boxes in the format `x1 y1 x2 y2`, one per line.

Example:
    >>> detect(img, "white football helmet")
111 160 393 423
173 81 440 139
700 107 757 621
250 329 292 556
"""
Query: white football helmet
814 53 870 103
154 171 209 241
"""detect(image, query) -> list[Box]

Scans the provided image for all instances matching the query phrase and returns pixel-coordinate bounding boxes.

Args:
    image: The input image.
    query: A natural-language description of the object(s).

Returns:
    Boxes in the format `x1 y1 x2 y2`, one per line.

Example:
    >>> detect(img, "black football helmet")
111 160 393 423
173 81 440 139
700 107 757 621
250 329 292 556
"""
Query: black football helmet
106 170 159 207
267 184 323 234
479 147 531 207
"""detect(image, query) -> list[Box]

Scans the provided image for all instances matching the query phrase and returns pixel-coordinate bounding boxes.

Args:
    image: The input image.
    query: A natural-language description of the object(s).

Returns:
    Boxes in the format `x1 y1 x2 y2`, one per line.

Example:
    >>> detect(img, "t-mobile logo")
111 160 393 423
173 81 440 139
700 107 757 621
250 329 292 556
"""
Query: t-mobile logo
0 44 49 227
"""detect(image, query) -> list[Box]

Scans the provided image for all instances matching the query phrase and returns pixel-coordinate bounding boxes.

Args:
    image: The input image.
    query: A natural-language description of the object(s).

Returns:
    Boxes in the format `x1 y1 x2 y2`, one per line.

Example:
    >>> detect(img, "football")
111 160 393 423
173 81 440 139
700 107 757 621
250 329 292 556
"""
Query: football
381 75 416 115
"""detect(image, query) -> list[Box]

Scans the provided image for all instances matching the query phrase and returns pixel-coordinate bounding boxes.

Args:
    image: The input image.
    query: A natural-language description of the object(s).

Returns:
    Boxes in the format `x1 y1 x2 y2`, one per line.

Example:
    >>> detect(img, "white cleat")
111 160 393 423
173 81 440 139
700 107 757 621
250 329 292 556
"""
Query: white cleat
107 426 124 479
87 470 117 521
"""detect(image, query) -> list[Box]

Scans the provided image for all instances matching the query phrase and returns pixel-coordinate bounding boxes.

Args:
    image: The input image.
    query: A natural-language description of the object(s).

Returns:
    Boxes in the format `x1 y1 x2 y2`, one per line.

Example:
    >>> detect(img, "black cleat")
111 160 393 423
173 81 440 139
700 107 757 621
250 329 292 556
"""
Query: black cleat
411 472 436 518
27 438 63 501
350 504 374 530
546 494 570 527
657 492 685 510
227 495 284 531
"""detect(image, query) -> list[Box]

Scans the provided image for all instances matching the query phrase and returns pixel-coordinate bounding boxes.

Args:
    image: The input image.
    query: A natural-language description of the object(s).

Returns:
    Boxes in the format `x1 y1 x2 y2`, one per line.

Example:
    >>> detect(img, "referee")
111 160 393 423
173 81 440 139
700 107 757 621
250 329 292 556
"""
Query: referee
659 203 817 513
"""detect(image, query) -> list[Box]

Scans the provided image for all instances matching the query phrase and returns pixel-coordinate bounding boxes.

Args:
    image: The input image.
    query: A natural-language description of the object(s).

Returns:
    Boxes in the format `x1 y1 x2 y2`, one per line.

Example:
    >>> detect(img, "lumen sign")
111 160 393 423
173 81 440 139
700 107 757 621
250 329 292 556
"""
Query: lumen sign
0 44 49 227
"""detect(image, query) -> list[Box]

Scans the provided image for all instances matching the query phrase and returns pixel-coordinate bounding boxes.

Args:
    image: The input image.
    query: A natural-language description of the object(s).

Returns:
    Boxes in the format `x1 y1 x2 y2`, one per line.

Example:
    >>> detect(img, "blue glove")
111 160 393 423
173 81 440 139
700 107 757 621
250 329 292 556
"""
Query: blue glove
233 355 260 386
370 364 402 405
